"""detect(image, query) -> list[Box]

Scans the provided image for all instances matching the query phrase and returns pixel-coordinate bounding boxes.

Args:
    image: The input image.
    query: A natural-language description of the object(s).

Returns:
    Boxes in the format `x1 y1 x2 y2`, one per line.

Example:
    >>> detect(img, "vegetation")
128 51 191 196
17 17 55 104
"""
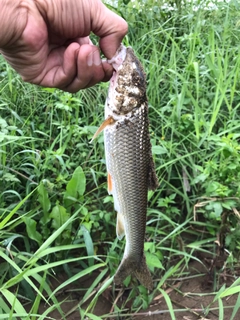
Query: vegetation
1 0 240 318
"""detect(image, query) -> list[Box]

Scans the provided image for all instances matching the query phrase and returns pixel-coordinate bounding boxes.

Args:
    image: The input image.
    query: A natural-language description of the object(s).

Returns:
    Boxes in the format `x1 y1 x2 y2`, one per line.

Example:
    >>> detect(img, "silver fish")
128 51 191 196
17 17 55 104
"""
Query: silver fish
93 45 158 290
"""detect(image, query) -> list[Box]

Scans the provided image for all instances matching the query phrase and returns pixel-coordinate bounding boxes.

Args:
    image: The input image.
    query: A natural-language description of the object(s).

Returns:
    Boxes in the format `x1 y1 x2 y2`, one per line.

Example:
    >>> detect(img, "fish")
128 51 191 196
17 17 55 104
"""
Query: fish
92 44 158 290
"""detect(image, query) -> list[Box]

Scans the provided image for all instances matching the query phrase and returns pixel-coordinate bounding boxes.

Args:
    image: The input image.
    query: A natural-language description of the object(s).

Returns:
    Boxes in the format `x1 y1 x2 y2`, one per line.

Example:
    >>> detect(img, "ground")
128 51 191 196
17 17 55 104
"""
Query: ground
35 250 240 320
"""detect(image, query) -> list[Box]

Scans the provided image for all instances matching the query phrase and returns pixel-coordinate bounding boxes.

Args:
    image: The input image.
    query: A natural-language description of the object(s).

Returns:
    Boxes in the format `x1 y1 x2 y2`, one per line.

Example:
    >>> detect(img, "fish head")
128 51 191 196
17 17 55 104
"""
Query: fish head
106 45 147 117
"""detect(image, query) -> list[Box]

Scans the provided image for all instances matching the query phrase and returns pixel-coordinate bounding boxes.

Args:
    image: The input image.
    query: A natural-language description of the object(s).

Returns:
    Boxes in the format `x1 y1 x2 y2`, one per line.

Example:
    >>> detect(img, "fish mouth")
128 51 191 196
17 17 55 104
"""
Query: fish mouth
107 44 127 70
107 44 127 99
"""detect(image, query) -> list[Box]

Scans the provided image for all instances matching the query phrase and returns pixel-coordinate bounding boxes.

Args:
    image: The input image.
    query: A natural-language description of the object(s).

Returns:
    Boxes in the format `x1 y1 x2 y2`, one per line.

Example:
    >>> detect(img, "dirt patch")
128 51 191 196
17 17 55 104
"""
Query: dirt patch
33 252 240 320
143 256 239 320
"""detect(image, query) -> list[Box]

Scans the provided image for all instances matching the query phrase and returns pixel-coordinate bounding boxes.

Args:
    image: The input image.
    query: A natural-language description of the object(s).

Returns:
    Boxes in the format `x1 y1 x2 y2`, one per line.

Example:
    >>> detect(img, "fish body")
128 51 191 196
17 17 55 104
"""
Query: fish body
94 45 158 289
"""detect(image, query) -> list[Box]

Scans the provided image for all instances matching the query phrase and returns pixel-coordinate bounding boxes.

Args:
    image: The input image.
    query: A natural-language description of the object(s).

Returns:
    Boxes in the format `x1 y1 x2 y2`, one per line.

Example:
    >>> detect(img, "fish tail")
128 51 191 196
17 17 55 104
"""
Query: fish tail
114 254 153 290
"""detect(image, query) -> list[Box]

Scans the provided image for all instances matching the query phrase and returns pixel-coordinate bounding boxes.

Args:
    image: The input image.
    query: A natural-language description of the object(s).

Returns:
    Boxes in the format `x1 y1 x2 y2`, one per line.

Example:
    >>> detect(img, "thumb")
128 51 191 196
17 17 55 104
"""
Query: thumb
90 1 128 59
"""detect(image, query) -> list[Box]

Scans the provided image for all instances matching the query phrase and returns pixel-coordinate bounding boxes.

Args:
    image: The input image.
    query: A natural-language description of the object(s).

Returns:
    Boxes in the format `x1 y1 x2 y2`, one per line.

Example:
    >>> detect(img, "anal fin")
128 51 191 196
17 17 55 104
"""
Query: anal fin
116 212 125 240
108 172 113 194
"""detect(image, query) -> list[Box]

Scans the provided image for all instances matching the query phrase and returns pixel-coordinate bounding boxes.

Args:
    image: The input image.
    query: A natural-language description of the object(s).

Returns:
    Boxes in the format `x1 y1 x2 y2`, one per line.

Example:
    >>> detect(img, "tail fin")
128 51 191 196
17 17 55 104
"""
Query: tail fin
114 254 153 290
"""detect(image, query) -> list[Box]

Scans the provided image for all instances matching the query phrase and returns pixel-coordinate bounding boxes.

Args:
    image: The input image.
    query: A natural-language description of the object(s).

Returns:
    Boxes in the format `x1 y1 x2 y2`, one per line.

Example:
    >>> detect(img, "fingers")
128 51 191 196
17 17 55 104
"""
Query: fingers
38 44 113 92
91 1 128 58
67 36 93 47
64 45 113 92
0 0 127 91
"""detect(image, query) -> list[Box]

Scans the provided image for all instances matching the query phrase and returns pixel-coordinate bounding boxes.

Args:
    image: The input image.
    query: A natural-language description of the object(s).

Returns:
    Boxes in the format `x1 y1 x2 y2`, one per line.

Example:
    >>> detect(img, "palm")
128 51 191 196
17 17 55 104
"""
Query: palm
0 0 127 92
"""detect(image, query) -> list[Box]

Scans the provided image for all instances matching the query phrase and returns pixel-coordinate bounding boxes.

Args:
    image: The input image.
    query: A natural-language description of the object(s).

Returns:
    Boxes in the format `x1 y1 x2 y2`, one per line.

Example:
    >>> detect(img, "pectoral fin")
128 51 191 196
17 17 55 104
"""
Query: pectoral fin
116 212 125 240
108 172 113 194
90 116 115 142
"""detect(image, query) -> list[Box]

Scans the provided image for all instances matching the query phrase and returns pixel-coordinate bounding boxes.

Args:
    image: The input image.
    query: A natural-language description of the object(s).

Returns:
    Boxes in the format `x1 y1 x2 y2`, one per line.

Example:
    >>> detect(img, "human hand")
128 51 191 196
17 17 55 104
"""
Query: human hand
0 0 128 92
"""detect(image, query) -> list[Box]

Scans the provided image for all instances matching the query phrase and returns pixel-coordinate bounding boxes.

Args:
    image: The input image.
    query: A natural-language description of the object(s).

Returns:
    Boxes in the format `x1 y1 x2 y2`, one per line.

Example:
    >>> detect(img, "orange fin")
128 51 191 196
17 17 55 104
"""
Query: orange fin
90 116 115 142
108 172 113 193
116 212 125 240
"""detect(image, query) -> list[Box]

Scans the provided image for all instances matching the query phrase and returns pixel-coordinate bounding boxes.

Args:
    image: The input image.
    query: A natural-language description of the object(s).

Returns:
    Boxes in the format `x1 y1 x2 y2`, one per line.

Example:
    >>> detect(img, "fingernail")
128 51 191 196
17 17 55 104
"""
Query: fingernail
93 50 101 66
87 52 93 66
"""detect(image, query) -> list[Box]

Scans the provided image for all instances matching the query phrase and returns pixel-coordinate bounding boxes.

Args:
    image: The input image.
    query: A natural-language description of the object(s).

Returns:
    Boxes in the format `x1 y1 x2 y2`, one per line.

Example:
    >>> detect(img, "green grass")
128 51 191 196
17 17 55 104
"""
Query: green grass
1 0 240 318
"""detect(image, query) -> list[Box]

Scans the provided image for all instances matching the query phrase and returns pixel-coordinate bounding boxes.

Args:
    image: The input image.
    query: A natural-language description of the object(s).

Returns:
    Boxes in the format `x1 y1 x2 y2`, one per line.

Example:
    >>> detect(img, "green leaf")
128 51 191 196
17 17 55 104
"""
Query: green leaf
50 204 71 246
218 298 224 320
0 297 11 314
192 172 208 184
26 211 80 267
213 202 223 217
230 292 240 320
206 181 220 195
152 145 167 155
81 224 94 266
0 188 37 229
0 251 47 303
86 314 103 320
50 204 71 231
158 288 176 320
81 268 108 306
145 252 164 269
222 200 236 210
2 173 20 183
1 289 27 314
38 181 51 223
50 263 106 298
65 166 86 199
22 217 42 245
220 285 240 297
144 242 155 252
86 276 114 313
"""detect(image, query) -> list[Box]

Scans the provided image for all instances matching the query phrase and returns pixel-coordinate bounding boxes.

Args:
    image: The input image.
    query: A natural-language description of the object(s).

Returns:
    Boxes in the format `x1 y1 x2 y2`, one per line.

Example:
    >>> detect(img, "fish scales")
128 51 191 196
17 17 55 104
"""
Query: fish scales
105 103 150 259
93 45 158 290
